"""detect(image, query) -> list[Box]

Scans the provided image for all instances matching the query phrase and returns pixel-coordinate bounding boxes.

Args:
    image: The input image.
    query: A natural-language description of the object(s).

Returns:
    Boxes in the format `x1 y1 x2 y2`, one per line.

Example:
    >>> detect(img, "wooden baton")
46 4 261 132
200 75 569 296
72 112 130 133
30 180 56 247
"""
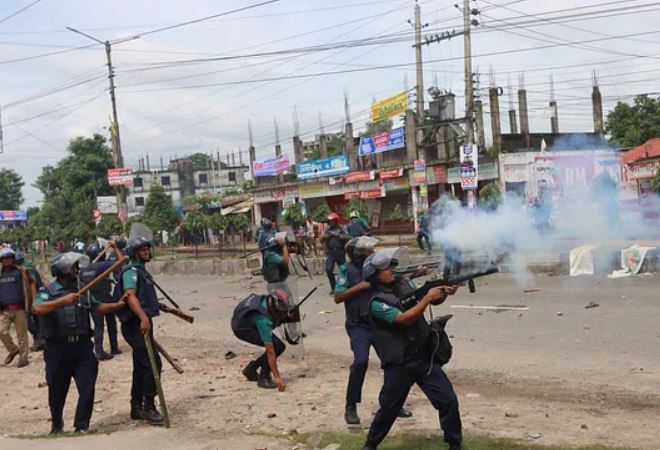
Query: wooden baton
77 256 129 297
153 339 184 374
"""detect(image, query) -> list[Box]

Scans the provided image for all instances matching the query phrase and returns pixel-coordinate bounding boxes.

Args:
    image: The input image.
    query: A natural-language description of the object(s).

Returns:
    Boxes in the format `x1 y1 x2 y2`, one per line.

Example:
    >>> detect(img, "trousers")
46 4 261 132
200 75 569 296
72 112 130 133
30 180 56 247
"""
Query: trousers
234 327 285 377
417 231 432 252
345 322 373 405
92 311 119 354
121 318 162 403
44 338 98 430
325 250 346 291
366 356 462 448
0 309 29 361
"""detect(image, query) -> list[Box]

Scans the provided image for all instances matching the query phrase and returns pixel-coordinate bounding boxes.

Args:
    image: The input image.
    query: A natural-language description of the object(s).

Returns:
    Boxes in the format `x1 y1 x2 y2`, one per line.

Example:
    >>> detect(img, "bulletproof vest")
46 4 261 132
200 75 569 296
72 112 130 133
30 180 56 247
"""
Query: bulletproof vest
368 290 431 367
115 265 160 321
0 268 25 306
39 282 91 340
231 293 270 333
24 263 43 289
346 219 367 238
343 261 371 324
262 250 289 283
80 262 113 302
325 226 344 250
258 230 275 253
393 277 417 303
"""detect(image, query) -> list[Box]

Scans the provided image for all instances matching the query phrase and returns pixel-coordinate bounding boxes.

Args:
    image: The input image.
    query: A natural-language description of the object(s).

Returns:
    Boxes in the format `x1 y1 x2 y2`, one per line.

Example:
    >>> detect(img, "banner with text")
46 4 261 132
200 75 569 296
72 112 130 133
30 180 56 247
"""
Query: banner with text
252 154 290 177
107 168 134 186
359 127 405 156
0 210 27 222
459 144 478 190
371 91 407 122
297 154 350 180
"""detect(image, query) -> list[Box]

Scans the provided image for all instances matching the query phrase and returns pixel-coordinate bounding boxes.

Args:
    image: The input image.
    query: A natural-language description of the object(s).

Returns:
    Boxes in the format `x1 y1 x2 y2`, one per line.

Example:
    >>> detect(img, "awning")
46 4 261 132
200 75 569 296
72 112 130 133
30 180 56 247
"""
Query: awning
221 200 253 215
621 138 660 164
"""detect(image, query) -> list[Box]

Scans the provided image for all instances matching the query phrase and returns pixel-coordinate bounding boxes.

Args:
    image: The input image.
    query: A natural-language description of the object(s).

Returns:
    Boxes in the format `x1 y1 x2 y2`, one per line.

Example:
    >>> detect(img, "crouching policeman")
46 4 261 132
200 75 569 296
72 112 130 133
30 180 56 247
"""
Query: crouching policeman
361 250 463 450
33 252 126 434
231 287 293 391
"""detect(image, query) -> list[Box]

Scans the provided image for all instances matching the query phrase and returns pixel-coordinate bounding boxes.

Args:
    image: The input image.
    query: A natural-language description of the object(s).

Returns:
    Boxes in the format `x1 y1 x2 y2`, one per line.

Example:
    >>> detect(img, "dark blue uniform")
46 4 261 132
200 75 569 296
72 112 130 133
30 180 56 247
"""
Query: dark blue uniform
36 281 100 432
80 261 119 356
323 225 347 291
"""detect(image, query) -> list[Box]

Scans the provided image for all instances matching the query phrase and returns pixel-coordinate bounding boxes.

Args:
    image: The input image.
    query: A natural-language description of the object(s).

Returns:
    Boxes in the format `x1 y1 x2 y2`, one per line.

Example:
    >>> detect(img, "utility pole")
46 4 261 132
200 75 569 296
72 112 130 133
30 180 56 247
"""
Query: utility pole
68 27 134 222
414 0 424 123
463 0 474 145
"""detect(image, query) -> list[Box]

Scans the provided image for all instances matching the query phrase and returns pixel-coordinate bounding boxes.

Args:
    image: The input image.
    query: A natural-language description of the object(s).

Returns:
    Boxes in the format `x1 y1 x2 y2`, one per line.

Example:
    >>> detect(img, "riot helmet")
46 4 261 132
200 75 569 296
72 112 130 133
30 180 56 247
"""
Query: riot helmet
349 211 359 219
260 218 273 231
345 236 378 264
86 241 104 261
267 284 294 315
14 251 25 264
126 236 152 260
50 252 89 278
327 212 340 224
0 247 16 264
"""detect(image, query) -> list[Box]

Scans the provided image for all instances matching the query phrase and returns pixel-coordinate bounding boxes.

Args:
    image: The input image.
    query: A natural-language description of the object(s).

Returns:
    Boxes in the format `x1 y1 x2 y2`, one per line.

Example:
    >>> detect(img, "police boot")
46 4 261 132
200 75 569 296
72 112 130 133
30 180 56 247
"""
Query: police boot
130 399 147 420
257 374 277 389
29 339 45 352
143 397 165 425
397 406 413 418
97 350 114 361
344 404 360 425
242 360 259 382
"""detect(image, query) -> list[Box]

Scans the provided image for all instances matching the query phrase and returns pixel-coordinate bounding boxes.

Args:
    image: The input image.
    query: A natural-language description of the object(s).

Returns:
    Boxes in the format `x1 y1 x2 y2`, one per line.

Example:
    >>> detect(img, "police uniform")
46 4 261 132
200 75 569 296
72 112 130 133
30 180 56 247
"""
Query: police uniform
262 249 289 284
115 262 162 414
80 261 120 357
231 294 286 382
0 264 31 365
324 224 347 291
21 260 44 349
36 281 100 432
346 217 369 238
364 284 462 449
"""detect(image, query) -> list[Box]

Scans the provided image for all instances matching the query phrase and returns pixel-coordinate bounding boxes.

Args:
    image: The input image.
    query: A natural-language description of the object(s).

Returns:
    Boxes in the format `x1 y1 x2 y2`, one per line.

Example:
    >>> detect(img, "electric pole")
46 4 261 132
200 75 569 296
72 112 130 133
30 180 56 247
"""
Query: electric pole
68 27 133 222
414 1 424 124
463 0 474 145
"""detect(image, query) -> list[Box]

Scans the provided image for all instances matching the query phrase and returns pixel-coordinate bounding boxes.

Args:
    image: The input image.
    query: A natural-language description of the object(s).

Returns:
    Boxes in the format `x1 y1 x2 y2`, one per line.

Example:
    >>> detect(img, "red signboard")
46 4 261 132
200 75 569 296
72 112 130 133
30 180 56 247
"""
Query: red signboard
379 168 403 179
107 168 134 186
361 189 384 199
343 191 361 200
345 170 375 183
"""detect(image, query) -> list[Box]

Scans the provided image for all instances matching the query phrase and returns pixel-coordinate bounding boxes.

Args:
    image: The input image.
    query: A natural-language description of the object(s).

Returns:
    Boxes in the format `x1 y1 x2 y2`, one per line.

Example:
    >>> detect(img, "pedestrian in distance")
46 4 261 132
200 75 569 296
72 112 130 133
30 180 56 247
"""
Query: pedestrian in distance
0 247 36 368
416 209 433 254
320 213 350 294
361 249 463 450
33 252 126 434
232 287 295 391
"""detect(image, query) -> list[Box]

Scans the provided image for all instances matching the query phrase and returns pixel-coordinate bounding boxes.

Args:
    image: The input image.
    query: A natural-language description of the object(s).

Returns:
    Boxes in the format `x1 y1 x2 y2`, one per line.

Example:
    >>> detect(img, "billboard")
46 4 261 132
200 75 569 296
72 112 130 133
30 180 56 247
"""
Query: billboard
0 210 26 222
358 127 405 156
296 154 349 180
459 144 478 190
371 92 407 122
252 154 290 177
108 168 134 186
97 196 118 214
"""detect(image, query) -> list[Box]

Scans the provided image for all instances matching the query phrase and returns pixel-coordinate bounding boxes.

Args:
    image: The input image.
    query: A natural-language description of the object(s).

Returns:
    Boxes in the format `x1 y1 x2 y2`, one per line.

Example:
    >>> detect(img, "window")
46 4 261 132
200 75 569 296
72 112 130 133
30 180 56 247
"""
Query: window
228 171 236 183
161 176 171 186
135 197 145 207
199 173 208 184
133 177 143 188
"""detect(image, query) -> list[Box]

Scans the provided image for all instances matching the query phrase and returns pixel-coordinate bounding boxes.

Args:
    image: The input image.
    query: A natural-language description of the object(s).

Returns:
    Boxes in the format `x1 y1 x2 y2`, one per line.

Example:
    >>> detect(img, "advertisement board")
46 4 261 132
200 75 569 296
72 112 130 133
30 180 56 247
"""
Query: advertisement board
0 210 27 222
371 92 407 122
252 154 290 177
459 144 478 190
107 168 134 186
97 196 118 214
296 154 350 180
358 127 405 156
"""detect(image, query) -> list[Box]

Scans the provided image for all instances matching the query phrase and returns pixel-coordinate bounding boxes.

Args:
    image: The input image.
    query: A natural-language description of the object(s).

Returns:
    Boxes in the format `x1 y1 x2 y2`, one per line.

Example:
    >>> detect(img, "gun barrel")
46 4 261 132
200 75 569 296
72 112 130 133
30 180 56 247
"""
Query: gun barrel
446 266 499 285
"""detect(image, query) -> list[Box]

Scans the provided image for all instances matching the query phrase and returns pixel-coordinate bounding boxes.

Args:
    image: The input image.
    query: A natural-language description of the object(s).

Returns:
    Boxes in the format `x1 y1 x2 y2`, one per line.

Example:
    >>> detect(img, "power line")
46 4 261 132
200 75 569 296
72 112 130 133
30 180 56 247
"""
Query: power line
0 0 43 25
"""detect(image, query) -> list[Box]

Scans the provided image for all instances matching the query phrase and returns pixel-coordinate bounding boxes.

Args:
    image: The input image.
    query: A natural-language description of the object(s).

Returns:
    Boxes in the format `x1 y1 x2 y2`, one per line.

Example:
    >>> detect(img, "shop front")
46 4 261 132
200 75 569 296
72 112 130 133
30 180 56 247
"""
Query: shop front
253 186 298 225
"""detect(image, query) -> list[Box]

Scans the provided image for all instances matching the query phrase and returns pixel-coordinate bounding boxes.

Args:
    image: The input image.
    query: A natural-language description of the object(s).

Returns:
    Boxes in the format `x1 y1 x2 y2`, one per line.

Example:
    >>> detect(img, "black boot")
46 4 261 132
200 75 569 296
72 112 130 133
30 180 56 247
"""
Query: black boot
110 347 122 355
344 404 360 425
257 374 277 389
30 339 45 352
130 399 147 420
143 397 165 425
97 351 114 361
397 406 413 418
242 360 259 382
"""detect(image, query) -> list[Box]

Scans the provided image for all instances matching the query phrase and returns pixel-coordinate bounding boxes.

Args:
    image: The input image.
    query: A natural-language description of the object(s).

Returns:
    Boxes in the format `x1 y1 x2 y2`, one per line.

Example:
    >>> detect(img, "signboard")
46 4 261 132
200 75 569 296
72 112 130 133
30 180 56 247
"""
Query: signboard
107 168 134 186
430 165 447 184
628 160 660 180
254 187 298 204
297 154 350 180
414 159 426 172
358 127 405 156
380 177 409 193
97 196 118 214
379 168 403 179
361 189 384 199
283 190 296 208
252 154 290 177
459 144 478 190
298 182 326 199
0 210 26 222
371 91 407 122
411 169 427 186
345 170 375 183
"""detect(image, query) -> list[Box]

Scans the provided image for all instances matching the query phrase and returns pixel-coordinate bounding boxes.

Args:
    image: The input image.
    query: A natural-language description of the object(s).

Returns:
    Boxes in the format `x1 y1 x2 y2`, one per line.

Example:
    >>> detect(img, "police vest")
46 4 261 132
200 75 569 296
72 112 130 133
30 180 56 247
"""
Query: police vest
346 219 367 238
258 230 275 253
231 293 270 333
343 261 371 324
39 282 91 340
262 250 289 283
325 227 344 250
115 265 160 321
368 291 431 367
24 263 43 289
80 262 113 302
0 268 25 306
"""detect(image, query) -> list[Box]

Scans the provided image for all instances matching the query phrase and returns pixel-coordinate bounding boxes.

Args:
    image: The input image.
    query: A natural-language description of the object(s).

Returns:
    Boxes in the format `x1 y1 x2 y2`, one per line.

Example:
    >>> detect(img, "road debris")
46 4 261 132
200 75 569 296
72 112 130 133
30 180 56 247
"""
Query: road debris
585 301 600 309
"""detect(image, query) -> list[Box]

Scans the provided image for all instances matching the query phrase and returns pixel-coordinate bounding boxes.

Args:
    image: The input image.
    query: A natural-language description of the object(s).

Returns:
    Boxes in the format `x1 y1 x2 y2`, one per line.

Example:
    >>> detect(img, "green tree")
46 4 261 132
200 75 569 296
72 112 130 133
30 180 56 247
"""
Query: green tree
142 183 180 233
390 204 409 221
345 198 370 220
282 204 305 228
96 215 123 238
312 204 331 223
605 95 660 148
326 132 345 156
231 213 251 234
651 168 660 193
182 209 209 234
0 168 25 210
478 183 503 211
360 119 393 137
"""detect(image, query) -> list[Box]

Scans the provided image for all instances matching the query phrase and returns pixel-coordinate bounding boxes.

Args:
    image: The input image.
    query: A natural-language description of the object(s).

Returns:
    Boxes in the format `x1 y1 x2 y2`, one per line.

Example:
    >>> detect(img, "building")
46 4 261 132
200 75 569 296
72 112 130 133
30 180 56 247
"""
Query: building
0 210 27 231
621 138 660 223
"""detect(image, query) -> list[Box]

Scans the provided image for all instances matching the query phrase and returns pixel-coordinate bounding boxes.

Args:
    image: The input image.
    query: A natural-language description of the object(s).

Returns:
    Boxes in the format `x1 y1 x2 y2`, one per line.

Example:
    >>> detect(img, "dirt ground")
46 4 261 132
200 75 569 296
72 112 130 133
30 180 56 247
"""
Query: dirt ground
1 273 659 449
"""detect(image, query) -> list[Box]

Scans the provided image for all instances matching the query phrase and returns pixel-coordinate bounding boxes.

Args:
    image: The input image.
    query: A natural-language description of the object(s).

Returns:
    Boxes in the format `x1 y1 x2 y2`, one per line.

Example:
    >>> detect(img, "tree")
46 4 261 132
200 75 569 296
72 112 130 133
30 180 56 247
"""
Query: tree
142 183 180 234
231 213 251 234
345 198 370 220
282 204 305 228
390 204 409 221
326 132 345 156
96 215 123 238
360 119 393 137
605 95 660 148
312 204 331 223
478 183 503 211
651 169 660 193
0 169 25 210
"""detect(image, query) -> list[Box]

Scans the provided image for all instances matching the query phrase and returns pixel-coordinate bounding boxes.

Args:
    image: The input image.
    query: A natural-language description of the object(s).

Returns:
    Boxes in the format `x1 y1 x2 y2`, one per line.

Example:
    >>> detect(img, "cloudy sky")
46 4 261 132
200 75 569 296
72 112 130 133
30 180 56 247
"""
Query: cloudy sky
1 0 658 206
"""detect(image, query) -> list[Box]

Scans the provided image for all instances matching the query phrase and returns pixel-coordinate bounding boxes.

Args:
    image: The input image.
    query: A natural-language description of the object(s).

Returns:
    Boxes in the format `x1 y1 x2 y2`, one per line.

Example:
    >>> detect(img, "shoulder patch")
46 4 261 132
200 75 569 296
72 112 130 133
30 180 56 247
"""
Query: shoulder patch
380 302 391 311
336 275 347 285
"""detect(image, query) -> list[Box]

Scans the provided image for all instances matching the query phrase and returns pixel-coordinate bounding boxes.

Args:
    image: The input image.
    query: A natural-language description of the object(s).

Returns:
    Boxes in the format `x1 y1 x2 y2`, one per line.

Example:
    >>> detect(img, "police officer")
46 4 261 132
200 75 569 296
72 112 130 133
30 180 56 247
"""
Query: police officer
232 287 293 391
115 236 164 425
346 211 370 238
320 213 349 294
261 234 290 286
0 248 35 367
257 218 276 251
15 251 45 352
80 240 124 361
334 238 412 425
32 252 126 433
361 250 462 450
416 209 432 254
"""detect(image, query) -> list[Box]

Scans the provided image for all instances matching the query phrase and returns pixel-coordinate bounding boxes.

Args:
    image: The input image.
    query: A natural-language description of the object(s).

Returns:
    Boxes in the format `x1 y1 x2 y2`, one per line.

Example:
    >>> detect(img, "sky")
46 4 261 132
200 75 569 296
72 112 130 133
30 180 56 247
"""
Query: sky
0 0 659 207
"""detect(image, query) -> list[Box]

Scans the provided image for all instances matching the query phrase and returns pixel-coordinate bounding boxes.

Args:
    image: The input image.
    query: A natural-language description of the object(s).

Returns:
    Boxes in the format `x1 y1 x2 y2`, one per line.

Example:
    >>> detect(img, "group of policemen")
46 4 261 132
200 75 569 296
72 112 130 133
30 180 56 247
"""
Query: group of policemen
1 232 166 433
233 212 463 450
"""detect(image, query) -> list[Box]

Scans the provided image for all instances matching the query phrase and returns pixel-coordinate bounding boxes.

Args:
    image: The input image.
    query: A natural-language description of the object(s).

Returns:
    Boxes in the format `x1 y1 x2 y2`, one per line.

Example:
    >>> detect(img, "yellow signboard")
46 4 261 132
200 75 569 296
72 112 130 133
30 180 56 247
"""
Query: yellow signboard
371 91 407 122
